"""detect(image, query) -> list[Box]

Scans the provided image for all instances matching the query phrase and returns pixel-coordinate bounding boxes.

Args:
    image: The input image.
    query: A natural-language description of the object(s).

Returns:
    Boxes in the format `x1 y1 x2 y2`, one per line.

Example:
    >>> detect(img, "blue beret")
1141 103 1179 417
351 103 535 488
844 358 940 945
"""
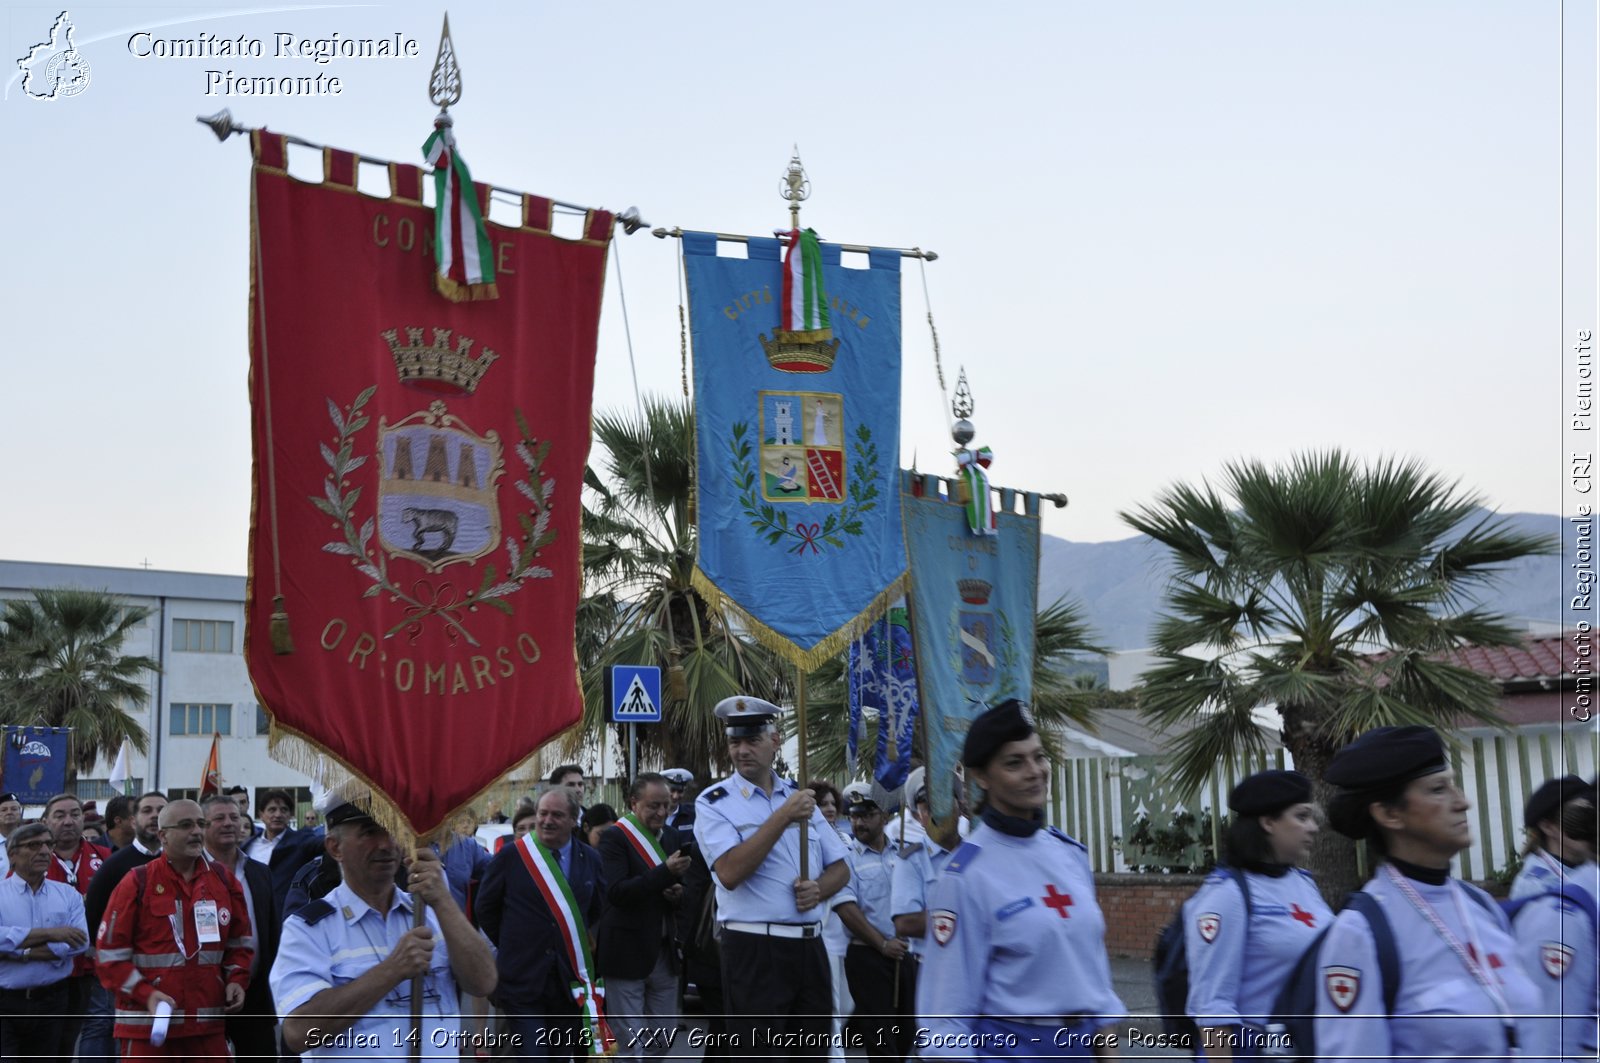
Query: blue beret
1525 775 1586 829
961 699 1035 769
1325 726 1446 791
1228 770 1313 816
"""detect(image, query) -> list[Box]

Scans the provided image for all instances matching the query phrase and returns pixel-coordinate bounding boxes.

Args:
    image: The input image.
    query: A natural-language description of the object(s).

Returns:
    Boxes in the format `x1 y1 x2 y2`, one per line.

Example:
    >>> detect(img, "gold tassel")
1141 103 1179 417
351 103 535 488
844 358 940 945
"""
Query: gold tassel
269 595 294 655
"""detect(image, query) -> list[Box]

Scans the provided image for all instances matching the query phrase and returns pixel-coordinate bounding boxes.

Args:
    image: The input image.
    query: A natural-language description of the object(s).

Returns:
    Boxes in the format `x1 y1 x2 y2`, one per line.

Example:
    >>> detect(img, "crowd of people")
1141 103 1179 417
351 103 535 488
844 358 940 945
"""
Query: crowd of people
0 702 1595 1061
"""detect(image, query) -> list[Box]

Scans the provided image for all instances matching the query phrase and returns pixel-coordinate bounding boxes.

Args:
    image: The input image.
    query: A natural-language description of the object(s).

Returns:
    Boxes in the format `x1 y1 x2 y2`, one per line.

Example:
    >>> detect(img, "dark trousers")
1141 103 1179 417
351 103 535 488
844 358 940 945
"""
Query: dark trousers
61 972 96 1059
844 943 916 1062
504 1000 584 1062
0 978 70 1061
720 929 832 1060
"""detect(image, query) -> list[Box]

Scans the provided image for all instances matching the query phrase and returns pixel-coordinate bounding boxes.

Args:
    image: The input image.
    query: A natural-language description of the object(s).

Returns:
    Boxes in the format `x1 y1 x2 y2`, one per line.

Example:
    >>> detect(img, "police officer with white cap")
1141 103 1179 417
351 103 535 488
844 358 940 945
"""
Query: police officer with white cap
661 768 696 845
694 695 851 1059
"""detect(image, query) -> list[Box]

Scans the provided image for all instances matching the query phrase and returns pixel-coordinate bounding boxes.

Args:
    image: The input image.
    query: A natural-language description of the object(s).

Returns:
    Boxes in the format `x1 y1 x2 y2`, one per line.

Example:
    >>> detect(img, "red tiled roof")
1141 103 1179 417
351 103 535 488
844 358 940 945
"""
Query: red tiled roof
1437 635 1578 683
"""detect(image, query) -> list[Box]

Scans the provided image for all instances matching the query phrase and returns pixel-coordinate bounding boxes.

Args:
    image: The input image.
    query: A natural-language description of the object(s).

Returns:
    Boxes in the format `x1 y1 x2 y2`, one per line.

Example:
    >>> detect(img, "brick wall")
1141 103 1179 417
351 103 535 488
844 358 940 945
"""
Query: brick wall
1095 872 1204 959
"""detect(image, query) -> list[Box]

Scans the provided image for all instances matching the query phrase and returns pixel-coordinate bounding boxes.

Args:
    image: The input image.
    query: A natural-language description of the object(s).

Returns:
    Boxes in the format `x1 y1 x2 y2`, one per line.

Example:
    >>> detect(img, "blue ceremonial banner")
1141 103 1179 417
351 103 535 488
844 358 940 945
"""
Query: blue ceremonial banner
848 604 920 791
902 476 1041 819
685 232 907 668
2 726 70 804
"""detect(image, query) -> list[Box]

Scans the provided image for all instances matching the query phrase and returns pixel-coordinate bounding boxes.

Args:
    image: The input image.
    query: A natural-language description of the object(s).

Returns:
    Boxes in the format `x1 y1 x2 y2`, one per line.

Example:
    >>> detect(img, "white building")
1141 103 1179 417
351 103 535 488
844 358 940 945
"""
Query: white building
0 559 314 813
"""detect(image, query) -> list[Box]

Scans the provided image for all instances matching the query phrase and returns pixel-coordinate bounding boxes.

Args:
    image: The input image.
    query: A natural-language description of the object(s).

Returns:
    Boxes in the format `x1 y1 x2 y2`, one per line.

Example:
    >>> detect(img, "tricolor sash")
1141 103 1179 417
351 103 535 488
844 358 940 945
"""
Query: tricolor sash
513 835 613 1055
615 814 666 868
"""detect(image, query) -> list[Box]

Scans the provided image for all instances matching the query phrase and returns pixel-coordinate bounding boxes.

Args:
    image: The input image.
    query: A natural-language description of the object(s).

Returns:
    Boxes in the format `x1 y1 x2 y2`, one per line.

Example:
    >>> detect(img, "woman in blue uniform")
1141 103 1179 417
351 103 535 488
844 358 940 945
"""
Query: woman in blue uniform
916 700 1124 1059
1183 770 1331 1059
1508 776 1598 1062
1313 725 1544 1062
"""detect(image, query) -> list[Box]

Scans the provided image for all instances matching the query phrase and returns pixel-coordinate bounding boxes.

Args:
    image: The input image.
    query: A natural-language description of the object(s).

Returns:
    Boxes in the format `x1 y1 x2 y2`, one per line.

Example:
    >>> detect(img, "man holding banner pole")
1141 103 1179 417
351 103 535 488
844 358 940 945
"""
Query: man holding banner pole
695 696 850 1058
271 801 495 1059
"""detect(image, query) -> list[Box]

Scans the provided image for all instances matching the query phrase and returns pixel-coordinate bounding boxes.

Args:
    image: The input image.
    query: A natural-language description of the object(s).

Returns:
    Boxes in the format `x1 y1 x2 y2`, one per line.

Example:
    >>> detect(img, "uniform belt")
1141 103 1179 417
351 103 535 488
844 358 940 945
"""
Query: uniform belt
721 920 822 939
0 979 69 1001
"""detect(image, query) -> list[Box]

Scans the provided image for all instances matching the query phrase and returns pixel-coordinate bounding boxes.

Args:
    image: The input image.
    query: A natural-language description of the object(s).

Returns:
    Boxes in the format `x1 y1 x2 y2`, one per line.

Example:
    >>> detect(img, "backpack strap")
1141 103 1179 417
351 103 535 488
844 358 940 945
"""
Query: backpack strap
1344 892 1402 1016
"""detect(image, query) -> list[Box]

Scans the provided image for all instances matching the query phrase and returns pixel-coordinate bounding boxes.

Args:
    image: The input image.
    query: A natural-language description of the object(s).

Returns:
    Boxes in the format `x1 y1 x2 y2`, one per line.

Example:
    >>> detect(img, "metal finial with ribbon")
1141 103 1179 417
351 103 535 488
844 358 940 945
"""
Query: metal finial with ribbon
422 13 497 302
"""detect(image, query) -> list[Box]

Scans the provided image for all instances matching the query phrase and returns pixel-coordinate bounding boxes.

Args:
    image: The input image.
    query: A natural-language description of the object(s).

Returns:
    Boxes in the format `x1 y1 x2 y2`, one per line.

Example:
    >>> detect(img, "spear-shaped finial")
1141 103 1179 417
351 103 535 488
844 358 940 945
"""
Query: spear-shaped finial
952 367 975 445
780 146 810 231
429 13 463 115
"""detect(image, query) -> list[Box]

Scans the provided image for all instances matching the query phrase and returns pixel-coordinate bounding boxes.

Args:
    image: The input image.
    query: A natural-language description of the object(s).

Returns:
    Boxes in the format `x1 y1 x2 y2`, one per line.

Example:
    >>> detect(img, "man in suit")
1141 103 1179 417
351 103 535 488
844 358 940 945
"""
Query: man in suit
201 794 280 1061
477 787 606 1062
597 773 690 1060
247 788 324 911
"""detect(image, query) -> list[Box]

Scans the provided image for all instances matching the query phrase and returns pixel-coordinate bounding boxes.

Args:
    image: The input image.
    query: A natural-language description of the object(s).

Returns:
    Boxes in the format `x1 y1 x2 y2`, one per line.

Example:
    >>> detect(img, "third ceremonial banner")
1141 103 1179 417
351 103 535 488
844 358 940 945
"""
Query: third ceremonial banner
685 231 907 667
902 476 1041 820
245 131 612 838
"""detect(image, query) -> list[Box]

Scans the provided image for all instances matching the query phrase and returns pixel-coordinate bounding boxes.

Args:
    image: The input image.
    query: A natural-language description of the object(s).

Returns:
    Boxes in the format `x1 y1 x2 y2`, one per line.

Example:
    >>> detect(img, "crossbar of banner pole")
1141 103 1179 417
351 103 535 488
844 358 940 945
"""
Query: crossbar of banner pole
650 225 937 261
195 110 647 233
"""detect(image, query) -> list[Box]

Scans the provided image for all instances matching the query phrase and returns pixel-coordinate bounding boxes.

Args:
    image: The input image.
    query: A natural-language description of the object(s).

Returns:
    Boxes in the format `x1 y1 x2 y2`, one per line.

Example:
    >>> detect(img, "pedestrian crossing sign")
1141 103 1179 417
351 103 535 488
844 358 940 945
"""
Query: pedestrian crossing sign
608 665 662 723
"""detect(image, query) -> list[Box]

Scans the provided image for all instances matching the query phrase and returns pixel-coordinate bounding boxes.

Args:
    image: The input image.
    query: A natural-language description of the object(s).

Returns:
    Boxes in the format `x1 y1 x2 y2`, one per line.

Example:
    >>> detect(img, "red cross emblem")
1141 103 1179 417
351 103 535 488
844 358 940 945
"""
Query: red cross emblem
1042 883 1073 918
1466 944 1505 970
1290 904 1316 928
931 909 957 946
1196 912 1221 943
1324 966 1360 1012
1541 942 1574 979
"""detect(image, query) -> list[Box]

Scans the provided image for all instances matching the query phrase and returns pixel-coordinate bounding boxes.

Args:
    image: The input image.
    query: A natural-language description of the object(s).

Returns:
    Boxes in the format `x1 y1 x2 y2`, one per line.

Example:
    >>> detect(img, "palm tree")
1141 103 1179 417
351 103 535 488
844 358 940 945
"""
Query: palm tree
796 597 1111 780
1121 450 1554 896
576 394 788 774
0 588 159 787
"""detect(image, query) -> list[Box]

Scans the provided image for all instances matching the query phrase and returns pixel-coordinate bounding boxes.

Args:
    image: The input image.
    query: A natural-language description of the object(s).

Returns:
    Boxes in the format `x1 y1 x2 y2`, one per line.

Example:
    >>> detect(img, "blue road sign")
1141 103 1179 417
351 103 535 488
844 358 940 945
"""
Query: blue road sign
609 664 662 723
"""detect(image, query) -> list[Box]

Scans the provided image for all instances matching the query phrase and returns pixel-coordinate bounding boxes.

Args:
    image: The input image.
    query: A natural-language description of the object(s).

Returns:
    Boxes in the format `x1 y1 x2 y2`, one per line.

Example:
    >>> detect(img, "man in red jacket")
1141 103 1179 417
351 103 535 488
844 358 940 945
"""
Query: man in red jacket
95 798 253 1058
43 792 110 1053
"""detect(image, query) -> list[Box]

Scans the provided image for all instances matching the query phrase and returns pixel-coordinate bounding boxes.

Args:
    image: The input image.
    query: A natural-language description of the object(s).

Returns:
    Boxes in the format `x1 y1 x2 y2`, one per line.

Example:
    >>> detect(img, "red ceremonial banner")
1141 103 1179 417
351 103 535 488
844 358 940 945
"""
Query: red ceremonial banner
245 131 612 838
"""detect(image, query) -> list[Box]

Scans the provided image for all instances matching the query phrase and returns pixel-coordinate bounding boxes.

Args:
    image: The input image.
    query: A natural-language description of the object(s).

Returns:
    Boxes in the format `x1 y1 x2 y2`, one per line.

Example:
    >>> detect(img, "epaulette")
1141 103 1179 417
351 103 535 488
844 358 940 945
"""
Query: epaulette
296 899 337 926
897 842 920 860
703 786 728 804
944 840 982 875
1047 826 1087 852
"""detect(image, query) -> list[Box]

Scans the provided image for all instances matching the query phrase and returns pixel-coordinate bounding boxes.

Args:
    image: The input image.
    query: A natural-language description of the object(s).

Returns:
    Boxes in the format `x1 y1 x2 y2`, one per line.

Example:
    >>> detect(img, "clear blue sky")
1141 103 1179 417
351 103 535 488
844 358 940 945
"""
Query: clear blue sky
3 1 1585 574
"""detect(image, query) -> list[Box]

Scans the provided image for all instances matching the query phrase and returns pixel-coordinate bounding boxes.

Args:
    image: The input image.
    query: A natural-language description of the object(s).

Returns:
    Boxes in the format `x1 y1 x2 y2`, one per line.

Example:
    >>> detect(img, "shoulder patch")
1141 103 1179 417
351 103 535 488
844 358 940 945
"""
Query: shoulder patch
1046 826 1086 852
703 786 728 804
945 840 982 875
296 899 337 926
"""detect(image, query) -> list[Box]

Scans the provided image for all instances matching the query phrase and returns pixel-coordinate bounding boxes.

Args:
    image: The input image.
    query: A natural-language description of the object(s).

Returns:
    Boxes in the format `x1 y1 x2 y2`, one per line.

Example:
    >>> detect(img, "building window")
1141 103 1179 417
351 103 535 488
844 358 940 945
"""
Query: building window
255 705 271 736
169 703 232 736
78 778 145 800
172 619 233 653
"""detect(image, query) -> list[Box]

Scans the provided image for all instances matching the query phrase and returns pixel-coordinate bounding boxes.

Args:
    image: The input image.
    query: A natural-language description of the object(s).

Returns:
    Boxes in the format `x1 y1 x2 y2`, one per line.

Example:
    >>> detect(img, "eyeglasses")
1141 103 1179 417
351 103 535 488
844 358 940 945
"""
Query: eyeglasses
13 840 53 852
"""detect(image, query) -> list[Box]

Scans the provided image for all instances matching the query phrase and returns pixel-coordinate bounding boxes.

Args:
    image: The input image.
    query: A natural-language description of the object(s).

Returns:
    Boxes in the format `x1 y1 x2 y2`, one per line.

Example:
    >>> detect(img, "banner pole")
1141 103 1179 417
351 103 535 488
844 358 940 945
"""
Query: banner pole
408 831 430 1063
628 722 637 782
796 666 809 880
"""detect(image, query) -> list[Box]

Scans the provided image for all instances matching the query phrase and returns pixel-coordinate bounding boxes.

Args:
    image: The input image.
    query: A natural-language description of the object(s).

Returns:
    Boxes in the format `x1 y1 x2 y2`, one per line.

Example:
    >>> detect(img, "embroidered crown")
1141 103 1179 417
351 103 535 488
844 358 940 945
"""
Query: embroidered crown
384 327 497 394
957 578 993 605
758 328 841 374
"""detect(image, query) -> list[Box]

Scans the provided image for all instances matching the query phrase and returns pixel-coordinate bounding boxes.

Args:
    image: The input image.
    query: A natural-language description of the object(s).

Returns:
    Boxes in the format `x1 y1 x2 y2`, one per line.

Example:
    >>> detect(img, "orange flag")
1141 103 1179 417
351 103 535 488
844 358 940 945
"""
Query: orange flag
199 734 222 798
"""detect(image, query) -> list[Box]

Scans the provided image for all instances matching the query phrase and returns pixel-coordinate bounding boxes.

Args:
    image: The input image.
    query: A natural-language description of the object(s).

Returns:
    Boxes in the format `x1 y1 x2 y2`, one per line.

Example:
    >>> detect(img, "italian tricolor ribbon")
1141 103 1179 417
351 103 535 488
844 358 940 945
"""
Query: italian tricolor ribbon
615 814 666 868
956 447 997 536
513 835 614 1055
781 227 830 335
422 121 498 303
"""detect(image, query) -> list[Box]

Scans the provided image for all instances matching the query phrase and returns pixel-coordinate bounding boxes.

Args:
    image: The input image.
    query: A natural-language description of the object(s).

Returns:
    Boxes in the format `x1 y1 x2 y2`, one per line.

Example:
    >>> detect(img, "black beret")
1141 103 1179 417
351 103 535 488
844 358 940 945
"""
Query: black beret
1525 775 1586 829
1228 770 1313 816
324 802 377 830
961 699 1035 769
0 792 19 805
1324 726 1446 791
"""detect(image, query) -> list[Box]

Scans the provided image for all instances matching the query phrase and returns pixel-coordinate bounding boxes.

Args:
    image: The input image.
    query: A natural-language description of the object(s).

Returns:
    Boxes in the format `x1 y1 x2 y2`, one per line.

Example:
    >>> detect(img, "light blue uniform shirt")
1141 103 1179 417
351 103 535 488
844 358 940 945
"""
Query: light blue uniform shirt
1313 869 1544 1063
889 836 956 958
823 826 857 957
848 837 897 941
0 874 87 988
270 882 461 1059
915 817 1125 1057
1183 866 1331 1029
1508 851 1600 1062
694 771 849 925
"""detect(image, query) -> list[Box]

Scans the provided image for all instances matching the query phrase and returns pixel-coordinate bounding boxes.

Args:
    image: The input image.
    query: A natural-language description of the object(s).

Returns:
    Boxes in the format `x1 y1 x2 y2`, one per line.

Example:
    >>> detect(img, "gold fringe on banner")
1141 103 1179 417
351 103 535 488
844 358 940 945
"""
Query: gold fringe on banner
267 717 571 853
689 567 909 674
